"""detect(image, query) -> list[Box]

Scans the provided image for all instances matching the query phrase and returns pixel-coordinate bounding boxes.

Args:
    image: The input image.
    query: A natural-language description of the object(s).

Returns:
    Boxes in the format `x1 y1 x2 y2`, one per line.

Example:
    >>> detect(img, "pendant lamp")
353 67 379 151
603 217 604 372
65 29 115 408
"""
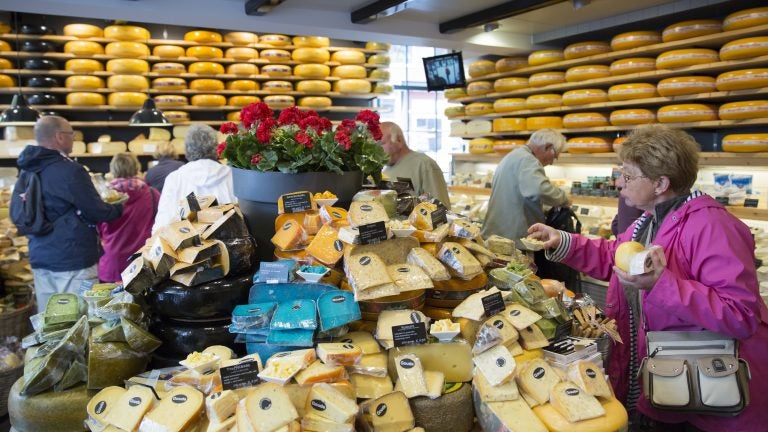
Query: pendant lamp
128 98 170 126
0 12 41 126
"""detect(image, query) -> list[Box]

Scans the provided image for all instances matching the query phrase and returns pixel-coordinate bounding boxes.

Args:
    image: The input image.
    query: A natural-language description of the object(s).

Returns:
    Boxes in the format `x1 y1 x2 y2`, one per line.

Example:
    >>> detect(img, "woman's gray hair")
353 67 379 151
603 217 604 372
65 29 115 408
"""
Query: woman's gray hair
184 123 218 161
527 128 566 154
110 153 140 178
154 140 177 160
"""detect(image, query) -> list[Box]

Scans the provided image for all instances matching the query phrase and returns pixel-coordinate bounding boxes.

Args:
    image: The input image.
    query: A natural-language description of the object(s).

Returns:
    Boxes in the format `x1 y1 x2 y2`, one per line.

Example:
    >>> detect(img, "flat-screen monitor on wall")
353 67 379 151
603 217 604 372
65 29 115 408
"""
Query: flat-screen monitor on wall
423 52 466 92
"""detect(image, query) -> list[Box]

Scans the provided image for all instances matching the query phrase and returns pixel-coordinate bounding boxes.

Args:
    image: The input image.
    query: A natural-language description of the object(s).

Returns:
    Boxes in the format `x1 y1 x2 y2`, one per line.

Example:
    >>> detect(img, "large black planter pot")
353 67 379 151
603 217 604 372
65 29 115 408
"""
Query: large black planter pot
232 167 363 262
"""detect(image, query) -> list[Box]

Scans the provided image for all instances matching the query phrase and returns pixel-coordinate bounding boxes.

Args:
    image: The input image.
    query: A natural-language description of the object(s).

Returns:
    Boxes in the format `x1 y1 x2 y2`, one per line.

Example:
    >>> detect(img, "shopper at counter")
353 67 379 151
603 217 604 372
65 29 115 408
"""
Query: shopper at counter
379 121 451 206
144 140 184 192
98 153 158 283
152 123 236 232
528 124 768 431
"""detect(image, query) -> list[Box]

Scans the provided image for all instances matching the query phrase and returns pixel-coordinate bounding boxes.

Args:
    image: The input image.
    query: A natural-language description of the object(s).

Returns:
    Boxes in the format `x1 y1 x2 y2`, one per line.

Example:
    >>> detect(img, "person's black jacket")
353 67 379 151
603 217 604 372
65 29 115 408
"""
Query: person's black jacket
144 157 184 192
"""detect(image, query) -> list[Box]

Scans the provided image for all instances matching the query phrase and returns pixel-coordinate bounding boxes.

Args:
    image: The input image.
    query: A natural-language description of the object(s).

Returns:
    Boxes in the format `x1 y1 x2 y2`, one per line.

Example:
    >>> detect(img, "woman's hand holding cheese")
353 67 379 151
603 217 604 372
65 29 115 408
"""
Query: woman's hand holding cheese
527 223 561 250
613 245 666 291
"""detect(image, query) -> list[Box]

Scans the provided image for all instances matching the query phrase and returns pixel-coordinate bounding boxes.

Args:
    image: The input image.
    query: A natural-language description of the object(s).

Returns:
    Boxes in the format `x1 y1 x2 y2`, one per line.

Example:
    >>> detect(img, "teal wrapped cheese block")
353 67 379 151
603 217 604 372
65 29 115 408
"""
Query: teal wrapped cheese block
266 328 315 346
230 302 277 333
317 291 360 331
8 379 95 432
270 299 317 330
87 337 149 390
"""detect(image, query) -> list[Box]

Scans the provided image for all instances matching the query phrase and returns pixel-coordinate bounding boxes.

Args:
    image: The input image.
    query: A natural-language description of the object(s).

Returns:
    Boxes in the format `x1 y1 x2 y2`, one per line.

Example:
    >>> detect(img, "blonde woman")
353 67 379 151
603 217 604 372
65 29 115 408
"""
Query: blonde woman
145 140 184 192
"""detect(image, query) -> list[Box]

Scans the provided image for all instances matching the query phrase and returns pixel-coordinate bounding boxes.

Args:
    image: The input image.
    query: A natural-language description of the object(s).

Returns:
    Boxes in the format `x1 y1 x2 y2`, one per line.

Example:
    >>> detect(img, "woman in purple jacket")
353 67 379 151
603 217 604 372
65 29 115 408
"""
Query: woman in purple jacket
529 124 768 432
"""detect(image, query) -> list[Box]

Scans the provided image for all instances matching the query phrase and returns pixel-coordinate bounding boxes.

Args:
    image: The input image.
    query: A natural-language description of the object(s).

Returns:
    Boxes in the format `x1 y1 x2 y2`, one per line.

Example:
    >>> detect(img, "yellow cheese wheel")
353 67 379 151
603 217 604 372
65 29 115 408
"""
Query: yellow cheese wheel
365 42 391 51
154 94 188 108
262 64 293 77
492 118 526 132
0 74 14 87
107 74 149 91
229 95 261 107
529 71 565 87
293 48 330 63
495 57 527 73
227 63 258 76
466 81 493 96
105 41 149 58
63 41 103 56
66 92 105 106
190 94 226 107
468 60 496 78
565 65 610 82
716 68 768 91
153 45 185 58
186 46 223 59
294 64 330 78
164 111 189 123
330 50 365 65
656 48 718 69
526 94 562 109
152 77 187 90
564 41 611 60
226 112 241 123
0 58 11 69
188 61 225 75
292 36 330 48
613 136 627 153
263 80 293 93
298 96 332 108
333 79 371 93
331 65 366 78
724 7 768 31
225 32 258 45
722 133 768 152
65 59 103 72
444 88 467 100
227 79 259 91
608 83 657 101
189 78 224 91
184 30 222 43
562 112 609 128
465 102 494 116
493 98 526 113
260 34 291 46
296 80 331 93
108 92 147 106
566 137 612 153
662 20 721 42
610 31 661 51
609 109 656 125
225 47 258 60
718 100 768 120
445 106 465 118
369 69 390 80
609 57 656 76
64 75 104 90
466 119 492 135
494 77 528 92
562 89 608 106
527 116 562 130
104 25 150 41
63 23 103 38
528 50 564 66
720 37 768 61
657 104 718 123
367 54 390 65
264 95 295 108
469 138 495 154
656 76 716 96
152 62 186 75
494 139 526 154
260 49 291 62
0 40 8 51
106 58 149 74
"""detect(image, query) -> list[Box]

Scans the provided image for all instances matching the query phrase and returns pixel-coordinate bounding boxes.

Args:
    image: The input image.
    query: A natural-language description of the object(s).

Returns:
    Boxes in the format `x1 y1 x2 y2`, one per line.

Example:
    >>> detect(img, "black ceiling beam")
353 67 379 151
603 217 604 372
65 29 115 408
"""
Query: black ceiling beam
439 0 566 34
351 0 409 24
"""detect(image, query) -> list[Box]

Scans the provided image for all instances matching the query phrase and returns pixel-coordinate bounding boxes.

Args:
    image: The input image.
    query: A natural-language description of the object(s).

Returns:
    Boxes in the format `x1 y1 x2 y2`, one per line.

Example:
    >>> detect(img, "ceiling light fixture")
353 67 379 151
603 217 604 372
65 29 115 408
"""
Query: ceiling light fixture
483 22 500 32
440 0 566 34
571 0 591 10
351 0 410 24
0 12 41 126
245 0 286 16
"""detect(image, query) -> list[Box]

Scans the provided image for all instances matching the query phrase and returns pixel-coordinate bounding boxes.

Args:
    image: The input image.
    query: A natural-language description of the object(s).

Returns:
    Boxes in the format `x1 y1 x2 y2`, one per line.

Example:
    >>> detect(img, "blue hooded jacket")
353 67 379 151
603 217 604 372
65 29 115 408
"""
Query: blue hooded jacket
17 145 122 272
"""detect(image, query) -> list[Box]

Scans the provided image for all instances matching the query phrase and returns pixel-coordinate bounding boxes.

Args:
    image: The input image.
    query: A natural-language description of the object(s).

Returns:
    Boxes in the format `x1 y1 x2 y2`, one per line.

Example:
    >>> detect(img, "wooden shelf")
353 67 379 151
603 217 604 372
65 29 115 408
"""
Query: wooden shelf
0 103 383 113
449 185 492 196
452 152 768 166
0 87 382 100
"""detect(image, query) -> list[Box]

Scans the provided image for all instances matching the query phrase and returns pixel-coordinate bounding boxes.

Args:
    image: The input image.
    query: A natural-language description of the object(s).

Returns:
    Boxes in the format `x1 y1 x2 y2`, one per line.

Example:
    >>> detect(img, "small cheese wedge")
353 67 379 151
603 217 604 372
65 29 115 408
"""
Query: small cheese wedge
387 263 434 292
206 390 239 424
503 304 543 330
348 201 389 228
394 353 429 398
316 343 362 366
104 385 156 432
301 413 354 432
334 331 381 354
406 247 450 281
368 391 415 431
473 344 516 386
485 314 519 344
567 360 612 398
304 383 358 423
138 386 204 432
518 324 550 350
517 358 561 405
350 373 393 399
294 360 346 386
473 367 520 401
345 252 392 292
271 220 307 251
438 242 483 280
243 383 299 432
87 386 127 429
305 225 345 265
549 381 606 422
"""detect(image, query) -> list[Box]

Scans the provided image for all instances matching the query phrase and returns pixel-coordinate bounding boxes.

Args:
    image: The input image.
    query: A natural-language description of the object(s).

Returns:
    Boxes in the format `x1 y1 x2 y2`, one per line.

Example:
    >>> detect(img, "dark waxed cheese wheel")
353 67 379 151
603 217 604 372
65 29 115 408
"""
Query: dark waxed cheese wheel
8 379 94 432
26 76 60 88
20 24 55 35
26 93 58 105
19 40 58 52
150 318 240 357
410 383 474 432
146 271 252 320
150 351 186 370
205 212 250 240
23 58 58 70
220 236 257 276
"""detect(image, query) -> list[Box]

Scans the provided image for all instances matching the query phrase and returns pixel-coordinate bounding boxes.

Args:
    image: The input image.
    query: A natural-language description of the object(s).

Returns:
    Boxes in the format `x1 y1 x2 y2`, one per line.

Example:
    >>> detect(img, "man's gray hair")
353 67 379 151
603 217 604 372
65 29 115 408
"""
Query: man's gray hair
34 115 67 144
184 123 218 161
527 128 566 153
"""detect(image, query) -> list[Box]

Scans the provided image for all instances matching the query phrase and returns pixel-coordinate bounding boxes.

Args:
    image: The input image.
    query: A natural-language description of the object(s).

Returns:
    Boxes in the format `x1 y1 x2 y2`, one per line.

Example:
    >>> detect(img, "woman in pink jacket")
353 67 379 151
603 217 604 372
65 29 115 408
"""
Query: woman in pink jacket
530 124 768 432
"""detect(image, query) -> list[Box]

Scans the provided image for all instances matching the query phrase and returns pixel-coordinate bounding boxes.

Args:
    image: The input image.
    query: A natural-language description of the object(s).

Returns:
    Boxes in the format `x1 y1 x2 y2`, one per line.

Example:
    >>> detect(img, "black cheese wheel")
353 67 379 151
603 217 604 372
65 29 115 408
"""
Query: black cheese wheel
145 271 252 320
150 318 243 357
220 236 257 277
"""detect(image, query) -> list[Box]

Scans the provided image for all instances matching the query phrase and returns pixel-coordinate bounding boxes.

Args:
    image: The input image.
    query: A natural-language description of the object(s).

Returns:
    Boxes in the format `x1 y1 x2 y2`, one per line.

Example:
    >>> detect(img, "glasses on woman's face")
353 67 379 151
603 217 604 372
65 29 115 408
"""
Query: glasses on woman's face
622 172 648 183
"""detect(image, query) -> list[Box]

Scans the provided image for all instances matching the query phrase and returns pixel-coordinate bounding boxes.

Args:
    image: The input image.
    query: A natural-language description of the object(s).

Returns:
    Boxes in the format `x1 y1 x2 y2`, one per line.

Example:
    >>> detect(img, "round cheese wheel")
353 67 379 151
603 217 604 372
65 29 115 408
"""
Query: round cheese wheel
292 36 330 48
562 89 608 106
493 118 526 132
722 133 768 152
294 63 330 78
466 81 493 96
65 59 103 72
410 383 474 432
562 112 609 128
494 77 528 92
65 75 104 90
293 48 330 63
610 108 656 125
264 95 295 108
466 119 492 134
610 31 661 51
723 7 768 31
469 138 495 154
106 58 149 74
720 36 768 61
609 57 656 76
189 78 224 91
495 57 527 73
164 111 189 123
566 137 612 153
465 102 494 116
190 94 226 107
229 95 261 107
613 136 627 152
365 42 391 51
529 71 566 87
296 80 331 93
298 96 332 108
152 77 187 90
105 41 149 58
147 270 254 320
263 80 293 93
493 98 526 113
494 139 526 154
367 54 390 65
608 83 657 101
528 50 564 66
718 100 768 120
8 380 92 432
63 40 103 56
656 48 718 69
662 19 721 42
260 34 290 46
227 79 259 91
153 44 185 58
331 65 366 78
188 61 225 75
526 93 562 109
0 40 9 51
656 76 716 96
564 41 611 60
445 106 465 118
0 58 11 69
333 79 371 93
331 50 365 64
0 74 15 88
107 74 149 91
527 116 562 130
228 63 258 76
565 65 610 82
154 94 188 108
716 68 768 91
63 23 103 38
468 60 496 78
184 30 222 43
369 69 390 80
227 111 241 122
657 104 718 123
152 62 186 75
108 92 147 106
450 121 466 136
66 92 105 106
444 88 467 100
373 83 392 93
151 319 237 357
262 64 293 77
225 47 258 60
224 32 258 46
104 25 150 41
260 49 291 62
186 46 223 59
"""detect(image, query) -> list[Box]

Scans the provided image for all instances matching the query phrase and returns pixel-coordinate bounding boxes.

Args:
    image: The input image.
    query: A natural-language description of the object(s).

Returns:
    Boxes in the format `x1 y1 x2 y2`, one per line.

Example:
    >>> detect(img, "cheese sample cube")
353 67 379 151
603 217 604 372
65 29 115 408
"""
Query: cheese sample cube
334 331 381 354
517 358 561 405
452 287 507 321
87 386 126 429
474 367 519 401
387 263 434 292
350 373 393 399
138 385 204 432
550 381 606 422
567 360 612 398
485 398 548 432
316 343 362 366
305 383 358 423
438 242 483 280
271 220 307 251
503 304 543 330
406 247 450 281
518 324 549 350
104 385 156 432
485 314 519 344
206 390 239 424
368 391 415 432
305 225 345 265
394 353 429 398
301 413 354 432
473 344 516 386
294 360 346 386
348 201 389 228
242 382 298 432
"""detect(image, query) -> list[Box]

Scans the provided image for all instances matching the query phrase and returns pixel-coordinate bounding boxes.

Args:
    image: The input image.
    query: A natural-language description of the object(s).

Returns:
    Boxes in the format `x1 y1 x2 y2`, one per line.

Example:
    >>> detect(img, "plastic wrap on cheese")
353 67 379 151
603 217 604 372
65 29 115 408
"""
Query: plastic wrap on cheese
351 189 398 218
450 219 482 239
271 220 308 251
319 206 348 227
413 223 450 243
408 202 443 230
305 224 345 265
386 263 434 292
345 252 392 291
406 247 450 281
348 201 389 228
269 299 318 330
438 242 483 280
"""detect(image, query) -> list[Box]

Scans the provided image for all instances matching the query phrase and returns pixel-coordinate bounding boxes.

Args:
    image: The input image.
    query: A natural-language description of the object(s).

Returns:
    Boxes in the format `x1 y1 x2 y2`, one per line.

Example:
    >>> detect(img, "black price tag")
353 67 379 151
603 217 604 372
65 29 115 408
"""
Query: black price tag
283 192 312 213
392 323 428 347
481 291 505 318
580 207 590 216
744 198 759 208
257 261 291 283
431 207 448 228
219 361 260 391
715 196 730 206
358 221 388 245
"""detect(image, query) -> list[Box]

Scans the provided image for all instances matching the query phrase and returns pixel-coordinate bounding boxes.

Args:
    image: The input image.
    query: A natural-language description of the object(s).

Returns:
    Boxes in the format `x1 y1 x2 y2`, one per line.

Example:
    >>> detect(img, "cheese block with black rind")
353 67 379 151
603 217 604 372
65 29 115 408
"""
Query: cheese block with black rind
8 378 94 432
409 382 474 432
146 271 252 320
150 318 240 357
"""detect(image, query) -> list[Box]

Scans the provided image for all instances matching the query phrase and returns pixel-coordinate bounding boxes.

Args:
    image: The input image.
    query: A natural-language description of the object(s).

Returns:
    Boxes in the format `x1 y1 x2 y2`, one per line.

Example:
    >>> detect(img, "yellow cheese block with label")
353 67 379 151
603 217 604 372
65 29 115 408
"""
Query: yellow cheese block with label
298 96 332 108
296 80 331 93
564 41 610 60
496 57 527 73
104 24 149 41
333 79 371 93
657 76 716 96
468 60 496 78
365 41 391 51
331 65 366 78
529 71 565 87
152 62 186 75
108 92 147 106
566 137 612 154
105 41 149 58
722 133 768 152
533 397 627 432
225 31 258 45
225 47 258 60
272 220 307 251
165 111 190 123
295 64 331 78
495 139 526 154
262 64 293 77
657 104 718 123
562 89 608 106
190 78 225 91
494 77 528 92
565 65 610 82
228 63 258 76
293 36 330 48
526 94 562 109
191 94 226 107
261 49 291 62
720 36 768 61
65 75 104 90
107 74 149 91
152 77 187 90
716 68 768 91
527 116 562 130
67 92 106 106
186 46 224 59
63 23 103 38
106 58 149 74
153 44 185 58
154 94 188 108
63 40 103 56
609 57 656 76
185 30 222 43
656 48 718 69
563 112 608 128
610 108 656 125
662 19 721 42
265 95 295 108
719 100 768 120
293 47 330 63
445 105 465 118
466 81 493 96
261 34 291 46
229 95 260 107
494 98 526 113
367 54 390 65
724 7 768 31
263 80 293 93
610 31 661 50
139 386 204 431
306 224 345 265
493 118 526 132
528 50 564 66
444 88 467 100
469 138 495 154
608 83 656 101
188 61 225 75
103 385 155 431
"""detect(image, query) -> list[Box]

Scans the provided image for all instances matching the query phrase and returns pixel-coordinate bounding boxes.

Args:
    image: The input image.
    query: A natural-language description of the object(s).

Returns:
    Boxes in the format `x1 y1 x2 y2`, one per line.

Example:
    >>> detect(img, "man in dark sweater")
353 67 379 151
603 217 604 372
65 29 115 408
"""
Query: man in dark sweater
144 140 184 192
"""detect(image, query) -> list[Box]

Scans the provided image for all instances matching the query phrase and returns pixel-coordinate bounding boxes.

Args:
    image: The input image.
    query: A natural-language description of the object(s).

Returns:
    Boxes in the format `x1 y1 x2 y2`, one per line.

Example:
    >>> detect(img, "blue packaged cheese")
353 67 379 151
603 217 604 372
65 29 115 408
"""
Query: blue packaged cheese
266 328 315 347
270 299 317 330
317 291 360 331
231 302 277 331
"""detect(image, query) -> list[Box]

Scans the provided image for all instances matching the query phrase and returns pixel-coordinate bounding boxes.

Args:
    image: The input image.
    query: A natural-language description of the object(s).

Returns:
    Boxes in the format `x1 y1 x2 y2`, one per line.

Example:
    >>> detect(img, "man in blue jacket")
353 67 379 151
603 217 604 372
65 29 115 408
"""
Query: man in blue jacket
16 116 122 311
